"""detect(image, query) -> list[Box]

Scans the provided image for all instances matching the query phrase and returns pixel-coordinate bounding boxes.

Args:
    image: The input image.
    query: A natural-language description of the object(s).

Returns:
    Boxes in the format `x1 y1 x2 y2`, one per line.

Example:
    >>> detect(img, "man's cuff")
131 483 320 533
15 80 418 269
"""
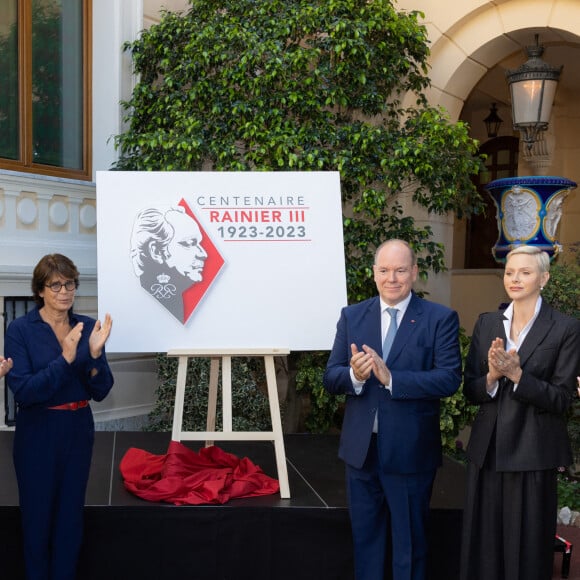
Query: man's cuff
350 368 365 395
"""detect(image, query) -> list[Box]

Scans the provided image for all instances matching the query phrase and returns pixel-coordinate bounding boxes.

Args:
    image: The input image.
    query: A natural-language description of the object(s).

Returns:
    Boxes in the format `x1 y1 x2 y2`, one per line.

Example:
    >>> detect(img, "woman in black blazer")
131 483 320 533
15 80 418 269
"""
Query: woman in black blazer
460 245 580 580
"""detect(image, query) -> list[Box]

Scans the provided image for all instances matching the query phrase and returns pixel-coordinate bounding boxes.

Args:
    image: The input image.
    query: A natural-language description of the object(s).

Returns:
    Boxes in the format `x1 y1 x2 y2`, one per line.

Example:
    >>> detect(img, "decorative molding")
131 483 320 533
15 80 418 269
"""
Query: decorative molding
49 201 69 227
0 172 98 284
16 198 37 225
522 131 553 174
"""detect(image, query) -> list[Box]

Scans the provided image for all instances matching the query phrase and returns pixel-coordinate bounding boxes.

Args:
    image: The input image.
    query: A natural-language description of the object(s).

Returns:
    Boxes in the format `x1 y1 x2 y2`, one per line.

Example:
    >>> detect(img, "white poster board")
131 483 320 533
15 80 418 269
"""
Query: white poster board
96 171 347 352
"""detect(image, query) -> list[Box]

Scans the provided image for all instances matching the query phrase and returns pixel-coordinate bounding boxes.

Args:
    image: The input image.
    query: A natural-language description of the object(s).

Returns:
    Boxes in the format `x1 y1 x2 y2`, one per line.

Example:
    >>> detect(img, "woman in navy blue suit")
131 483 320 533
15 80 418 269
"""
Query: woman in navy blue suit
5 254 114 580
460 245 580 580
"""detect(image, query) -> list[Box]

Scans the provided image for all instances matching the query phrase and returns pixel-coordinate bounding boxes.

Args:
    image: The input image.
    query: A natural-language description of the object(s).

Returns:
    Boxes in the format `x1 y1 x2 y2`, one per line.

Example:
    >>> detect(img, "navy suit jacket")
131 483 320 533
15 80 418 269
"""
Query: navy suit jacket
464 301 580 471
323 292 462 472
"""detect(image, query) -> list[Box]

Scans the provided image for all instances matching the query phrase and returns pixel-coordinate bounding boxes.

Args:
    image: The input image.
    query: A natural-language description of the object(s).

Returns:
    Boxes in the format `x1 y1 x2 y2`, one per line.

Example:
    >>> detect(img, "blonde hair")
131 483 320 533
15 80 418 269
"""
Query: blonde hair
505 245 550 274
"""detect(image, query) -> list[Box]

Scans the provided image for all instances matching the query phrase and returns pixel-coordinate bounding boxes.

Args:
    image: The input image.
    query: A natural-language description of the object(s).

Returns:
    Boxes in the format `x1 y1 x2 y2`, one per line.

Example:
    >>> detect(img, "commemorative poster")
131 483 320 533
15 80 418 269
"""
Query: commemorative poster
96 171 347 352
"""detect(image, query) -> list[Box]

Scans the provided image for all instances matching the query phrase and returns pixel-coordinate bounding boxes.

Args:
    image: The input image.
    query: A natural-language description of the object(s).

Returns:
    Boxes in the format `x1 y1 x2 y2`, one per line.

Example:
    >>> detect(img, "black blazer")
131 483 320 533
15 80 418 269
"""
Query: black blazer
464 300 580 471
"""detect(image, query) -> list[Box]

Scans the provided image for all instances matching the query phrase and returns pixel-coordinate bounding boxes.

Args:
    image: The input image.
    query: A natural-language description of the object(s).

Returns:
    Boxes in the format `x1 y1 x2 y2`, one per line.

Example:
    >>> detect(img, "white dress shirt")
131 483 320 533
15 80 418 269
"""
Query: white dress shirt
488 296 542 397
350 292 413 395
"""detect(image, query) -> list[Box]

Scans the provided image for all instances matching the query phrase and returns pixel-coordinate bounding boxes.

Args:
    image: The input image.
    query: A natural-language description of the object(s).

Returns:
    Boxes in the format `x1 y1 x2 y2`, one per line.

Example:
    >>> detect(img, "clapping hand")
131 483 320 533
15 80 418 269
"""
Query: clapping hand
62 322 84 364
488 337 522 384
350 344 373 382
487 338 505 385
361 344 391 386
350 343 391 386
0 356 13 378
89 314 113 359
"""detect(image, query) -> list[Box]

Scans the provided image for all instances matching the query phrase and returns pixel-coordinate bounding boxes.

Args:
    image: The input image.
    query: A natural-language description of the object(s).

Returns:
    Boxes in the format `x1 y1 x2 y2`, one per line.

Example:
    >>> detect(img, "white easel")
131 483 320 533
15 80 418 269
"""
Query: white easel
167 348 291 499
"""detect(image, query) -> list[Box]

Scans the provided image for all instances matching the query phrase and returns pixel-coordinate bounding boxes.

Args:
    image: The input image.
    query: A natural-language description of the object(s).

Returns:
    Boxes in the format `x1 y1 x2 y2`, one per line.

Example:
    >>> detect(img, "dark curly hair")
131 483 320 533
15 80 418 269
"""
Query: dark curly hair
31 254 79 306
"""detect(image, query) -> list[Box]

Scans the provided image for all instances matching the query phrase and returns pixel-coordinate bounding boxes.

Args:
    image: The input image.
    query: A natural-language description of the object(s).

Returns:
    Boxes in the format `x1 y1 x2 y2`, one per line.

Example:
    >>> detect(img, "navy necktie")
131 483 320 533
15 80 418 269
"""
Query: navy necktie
382 308 398 361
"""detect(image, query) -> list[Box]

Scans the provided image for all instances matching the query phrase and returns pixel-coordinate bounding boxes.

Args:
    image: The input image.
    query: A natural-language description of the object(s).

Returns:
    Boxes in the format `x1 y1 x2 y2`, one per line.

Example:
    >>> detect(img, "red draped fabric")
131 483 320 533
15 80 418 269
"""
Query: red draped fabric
120 440 280 505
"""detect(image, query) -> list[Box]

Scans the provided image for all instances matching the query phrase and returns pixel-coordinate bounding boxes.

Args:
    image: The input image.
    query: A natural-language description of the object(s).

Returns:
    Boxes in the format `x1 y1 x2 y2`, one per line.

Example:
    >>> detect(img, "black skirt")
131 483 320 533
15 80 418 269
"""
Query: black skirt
460 438 558 580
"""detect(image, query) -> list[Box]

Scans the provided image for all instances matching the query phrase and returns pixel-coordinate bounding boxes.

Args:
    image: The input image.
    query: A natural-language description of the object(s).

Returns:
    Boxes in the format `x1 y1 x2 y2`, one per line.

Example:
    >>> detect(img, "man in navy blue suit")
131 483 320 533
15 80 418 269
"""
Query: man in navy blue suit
324 239 462 580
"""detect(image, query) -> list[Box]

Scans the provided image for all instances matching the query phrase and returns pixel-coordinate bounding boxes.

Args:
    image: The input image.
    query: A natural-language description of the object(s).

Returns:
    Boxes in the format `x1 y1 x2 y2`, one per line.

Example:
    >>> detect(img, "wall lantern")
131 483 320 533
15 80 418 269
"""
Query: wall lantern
505 35 562 151
483 103 503 138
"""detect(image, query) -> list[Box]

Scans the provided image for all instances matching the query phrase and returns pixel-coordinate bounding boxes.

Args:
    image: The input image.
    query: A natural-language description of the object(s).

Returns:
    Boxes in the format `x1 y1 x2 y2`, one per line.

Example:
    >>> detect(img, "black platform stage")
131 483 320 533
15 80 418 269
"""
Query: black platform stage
0 432 465 580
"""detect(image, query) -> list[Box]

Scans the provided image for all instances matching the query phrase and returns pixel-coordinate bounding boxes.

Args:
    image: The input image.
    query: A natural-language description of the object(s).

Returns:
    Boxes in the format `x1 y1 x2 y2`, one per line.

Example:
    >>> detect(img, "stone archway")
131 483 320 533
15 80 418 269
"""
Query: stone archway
416 0 580 123
404 0 580 326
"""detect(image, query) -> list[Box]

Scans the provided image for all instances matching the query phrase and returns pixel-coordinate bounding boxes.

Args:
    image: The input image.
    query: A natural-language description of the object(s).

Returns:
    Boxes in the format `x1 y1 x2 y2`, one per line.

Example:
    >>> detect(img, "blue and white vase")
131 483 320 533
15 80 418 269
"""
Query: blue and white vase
484 175 577 263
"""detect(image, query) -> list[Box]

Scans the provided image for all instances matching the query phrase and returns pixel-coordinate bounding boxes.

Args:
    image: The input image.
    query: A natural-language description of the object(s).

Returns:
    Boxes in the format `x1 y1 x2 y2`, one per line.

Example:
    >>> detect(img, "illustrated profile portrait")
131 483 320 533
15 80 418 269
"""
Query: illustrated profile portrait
130 206 208 321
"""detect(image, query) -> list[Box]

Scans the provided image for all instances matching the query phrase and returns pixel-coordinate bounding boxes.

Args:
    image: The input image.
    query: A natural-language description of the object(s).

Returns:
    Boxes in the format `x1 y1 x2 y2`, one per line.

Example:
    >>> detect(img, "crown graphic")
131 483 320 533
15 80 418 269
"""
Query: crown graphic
156 273 171 284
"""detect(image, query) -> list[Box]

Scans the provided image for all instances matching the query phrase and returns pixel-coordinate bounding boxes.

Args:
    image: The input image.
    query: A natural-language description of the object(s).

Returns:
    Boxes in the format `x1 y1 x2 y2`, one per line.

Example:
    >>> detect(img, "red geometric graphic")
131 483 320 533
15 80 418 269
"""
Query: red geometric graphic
178 198 225 324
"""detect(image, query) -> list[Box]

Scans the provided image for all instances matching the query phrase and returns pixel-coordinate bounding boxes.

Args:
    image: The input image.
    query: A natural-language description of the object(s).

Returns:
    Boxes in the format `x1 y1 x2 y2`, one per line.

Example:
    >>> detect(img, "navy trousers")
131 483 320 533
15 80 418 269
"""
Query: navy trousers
346 435 436 580
14 406 94 580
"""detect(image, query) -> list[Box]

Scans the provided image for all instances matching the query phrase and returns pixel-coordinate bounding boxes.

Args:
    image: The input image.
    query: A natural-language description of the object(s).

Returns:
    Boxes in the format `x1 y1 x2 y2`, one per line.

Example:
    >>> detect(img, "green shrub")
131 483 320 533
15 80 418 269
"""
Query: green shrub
542 244 580 318
558 472 580 511
146 354 272 432
440 327 478 450
113 0 484 443
295 351 344 434
543 245 580 478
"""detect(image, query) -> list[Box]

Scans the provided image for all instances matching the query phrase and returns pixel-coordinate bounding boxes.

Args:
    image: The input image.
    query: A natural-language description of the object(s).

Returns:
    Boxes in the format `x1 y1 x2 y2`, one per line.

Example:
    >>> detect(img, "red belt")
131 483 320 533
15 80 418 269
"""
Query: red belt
48 400 89 411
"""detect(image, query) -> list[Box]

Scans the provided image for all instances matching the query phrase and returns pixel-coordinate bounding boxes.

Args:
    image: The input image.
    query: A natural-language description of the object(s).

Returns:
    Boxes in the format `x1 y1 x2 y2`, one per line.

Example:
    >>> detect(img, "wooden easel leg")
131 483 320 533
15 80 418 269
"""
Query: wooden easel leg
171 356 189 441
168 350 291 498
264 355 291 498
222 356 233 432
205 357 220 447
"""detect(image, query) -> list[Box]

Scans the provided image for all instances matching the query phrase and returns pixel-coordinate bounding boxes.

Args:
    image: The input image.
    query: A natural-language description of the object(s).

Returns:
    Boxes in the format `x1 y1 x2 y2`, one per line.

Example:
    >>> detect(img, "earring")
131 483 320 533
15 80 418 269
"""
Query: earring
540 286 544 291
